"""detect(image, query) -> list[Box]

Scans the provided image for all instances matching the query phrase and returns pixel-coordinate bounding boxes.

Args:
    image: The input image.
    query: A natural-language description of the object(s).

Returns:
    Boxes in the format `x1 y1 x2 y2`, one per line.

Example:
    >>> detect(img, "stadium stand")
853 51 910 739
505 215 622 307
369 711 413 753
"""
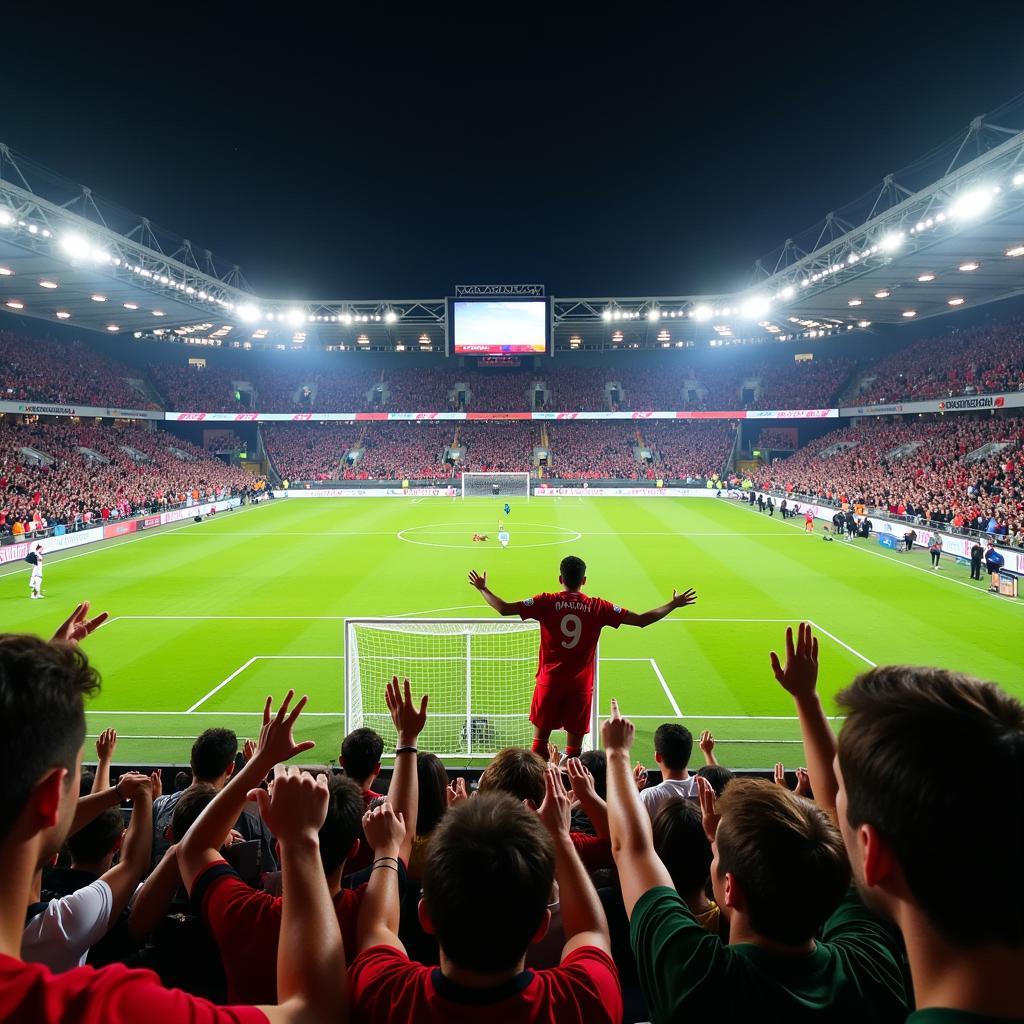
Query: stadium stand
357 422 453 479
546 422 643 479
457 421 540 472
0 421 249 534
757 414 1024 541
262 424 363 481
643 421 736 480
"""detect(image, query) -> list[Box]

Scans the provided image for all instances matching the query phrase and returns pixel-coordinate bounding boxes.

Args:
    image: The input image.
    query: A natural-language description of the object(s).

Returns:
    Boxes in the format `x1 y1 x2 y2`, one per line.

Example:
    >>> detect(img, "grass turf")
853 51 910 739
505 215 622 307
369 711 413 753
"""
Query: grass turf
2 495 1021 770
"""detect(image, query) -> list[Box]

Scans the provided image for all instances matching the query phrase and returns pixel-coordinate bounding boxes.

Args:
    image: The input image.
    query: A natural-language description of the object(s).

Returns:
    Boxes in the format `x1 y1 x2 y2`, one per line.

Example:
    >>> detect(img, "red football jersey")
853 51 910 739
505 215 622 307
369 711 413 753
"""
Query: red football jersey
517 591 627 694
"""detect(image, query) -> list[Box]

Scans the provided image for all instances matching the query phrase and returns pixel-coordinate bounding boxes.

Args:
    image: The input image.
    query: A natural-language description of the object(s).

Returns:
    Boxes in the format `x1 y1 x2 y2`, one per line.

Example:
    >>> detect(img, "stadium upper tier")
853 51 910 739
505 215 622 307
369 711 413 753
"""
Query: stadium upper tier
2 314 1023 415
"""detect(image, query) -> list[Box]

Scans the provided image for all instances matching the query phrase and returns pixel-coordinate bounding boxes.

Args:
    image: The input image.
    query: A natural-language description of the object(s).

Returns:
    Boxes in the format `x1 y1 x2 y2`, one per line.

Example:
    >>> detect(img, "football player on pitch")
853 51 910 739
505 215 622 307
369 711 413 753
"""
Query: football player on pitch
468 555 696 760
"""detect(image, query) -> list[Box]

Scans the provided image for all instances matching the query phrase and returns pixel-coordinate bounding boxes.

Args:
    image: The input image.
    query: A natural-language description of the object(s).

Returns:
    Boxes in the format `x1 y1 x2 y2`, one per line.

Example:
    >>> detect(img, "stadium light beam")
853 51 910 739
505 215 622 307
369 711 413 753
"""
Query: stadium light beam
60 233 91 260
236 304 261 323
949 188 994 221
879 231 904 253
692 304 713 322
739 295 770 319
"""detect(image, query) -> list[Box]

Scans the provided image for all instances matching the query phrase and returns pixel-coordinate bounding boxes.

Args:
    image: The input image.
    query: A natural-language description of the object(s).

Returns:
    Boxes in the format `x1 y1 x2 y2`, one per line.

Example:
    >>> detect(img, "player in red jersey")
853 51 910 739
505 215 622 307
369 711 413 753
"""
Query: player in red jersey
804 510 815 534
469 555 696 759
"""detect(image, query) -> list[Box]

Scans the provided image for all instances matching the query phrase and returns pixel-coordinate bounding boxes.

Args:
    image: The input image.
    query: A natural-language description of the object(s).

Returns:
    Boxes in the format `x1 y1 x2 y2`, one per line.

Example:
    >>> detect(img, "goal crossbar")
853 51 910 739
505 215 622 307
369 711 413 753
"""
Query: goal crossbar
344 617 599 757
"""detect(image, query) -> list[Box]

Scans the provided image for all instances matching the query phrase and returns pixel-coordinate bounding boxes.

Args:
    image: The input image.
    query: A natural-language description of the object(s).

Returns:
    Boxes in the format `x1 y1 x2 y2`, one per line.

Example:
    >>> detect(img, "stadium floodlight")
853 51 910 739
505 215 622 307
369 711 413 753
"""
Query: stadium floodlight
739 295 770 319
384 309 398 323
284 308 305 326
601 309 613 321
0 208 13 226
779 285 795 300
917 273 936 282
647 308 660 321
341 312 353 325
38 280 58 289
692 304 713 322
1005 244 1024 257
0 267 13 276
60 233 91 259
857 320 871 328
949 188 994 221
878 231 904 253
236 304 261 323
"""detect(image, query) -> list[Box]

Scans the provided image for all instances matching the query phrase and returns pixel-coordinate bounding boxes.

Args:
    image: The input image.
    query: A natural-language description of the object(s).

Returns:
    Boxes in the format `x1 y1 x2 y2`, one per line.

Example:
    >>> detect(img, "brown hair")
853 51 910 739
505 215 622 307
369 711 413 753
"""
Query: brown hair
715 778 849 945
423 793 554 972
837 665 1024 947
478 747 545 805
653 797 712 898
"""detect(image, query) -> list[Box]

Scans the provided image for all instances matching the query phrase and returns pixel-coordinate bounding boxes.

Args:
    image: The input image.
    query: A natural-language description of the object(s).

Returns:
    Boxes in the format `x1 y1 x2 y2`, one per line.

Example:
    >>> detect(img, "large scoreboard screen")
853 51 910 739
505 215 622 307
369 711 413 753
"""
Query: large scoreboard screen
447 297 550 355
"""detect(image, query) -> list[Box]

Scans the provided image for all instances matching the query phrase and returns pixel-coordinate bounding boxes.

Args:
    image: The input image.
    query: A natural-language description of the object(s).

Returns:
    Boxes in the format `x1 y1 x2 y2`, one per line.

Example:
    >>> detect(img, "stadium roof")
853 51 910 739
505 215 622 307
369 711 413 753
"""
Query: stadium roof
2 95 1024 351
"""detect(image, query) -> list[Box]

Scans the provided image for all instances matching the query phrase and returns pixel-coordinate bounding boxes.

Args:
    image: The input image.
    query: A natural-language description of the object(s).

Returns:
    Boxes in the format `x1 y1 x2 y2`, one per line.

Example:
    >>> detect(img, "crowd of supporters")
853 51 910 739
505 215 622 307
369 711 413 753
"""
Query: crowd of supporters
457 421 540 473
1 609 1019 1023
547 422 642 479
262 424 362 481
358 423 452 479
852 318 1024 405
758 428 799 450
0 421 249 536
150 364 242 413
643 421 735 480
757 414 1024 543
0 331 147 409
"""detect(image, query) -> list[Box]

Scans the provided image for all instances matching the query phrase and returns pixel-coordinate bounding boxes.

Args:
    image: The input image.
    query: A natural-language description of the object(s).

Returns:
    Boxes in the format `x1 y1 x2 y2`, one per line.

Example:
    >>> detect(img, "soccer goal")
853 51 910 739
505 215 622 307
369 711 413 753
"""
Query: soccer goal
461 471 531 500
344 618 599 757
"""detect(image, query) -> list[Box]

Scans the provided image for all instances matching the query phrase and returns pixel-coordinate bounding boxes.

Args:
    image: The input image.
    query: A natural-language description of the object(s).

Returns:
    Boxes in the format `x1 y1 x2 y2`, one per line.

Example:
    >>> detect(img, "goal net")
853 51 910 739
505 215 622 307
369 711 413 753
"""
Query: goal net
344 618 598 756
461 472 531 500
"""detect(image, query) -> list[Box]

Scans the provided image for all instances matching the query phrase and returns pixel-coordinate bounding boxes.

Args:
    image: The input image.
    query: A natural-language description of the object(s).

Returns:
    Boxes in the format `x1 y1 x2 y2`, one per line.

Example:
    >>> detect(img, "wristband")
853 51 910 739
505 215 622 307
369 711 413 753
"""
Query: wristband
373 856 399 865
370 863 399 874
395 745 418 756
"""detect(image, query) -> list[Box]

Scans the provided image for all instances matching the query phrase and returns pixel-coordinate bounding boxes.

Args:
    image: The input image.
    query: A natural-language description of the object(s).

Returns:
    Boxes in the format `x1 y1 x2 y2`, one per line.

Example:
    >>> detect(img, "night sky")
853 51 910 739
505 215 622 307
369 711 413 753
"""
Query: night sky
5 4 1024 301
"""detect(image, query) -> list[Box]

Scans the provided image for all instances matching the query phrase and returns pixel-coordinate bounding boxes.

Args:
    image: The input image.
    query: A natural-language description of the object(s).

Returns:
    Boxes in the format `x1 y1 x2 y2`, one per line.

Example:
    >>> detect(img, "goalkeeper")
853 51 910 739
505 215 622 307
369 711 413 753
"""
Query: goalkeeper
468 556 697 760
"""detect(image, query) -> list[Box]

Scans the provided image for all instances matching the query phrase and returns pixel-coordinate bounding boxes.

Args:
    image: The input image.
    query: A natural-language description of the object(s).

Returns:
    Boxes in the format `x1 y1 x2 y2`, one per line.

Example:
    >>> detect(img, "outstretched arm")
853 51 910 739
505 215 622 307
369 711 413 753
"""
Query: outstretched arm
356 804 407 953
769 623 837 820
468 569 518 616
621 588 697 628
604 700 674 917
384 676 428 864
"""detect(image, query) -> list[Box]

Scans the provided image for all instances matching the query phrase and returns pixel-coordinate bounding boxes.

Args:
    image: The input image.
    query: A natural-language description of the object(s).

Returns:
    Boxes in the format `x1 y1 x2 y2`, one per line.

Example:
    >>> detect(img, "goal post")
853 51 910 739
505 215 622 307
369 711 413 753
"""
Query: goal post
461 472 531 500
344 617 599 757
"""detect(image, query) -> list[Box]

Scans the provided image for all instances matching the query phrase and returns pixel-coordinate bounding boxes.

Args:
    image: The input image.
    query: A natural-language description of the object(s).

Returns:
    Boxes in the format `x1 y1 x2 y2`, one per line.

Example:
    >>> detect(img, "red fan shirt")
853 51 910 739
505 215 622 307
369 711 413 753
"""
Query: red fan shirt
349 944 622 1024
516 592 628 694
0 953 265 1024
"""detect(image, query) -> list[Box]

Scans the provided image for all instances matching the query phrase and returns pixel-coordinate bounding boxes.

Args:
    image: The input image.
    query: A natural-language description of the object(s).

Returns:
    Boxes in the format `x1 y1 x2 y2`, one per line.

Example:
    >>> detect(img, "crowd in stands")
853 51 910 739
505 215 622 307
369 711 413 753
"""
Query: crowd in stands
852 318 1024 405
380 369 455 412
2 603 1019 1023
150 364 242 413
0 421 249 536
262 424 362 481
358 423 452 479
757 414 1024 544
547 423 642 479
458 421 540 473
643 422 735 480
758 428 799 450
0 331 146 409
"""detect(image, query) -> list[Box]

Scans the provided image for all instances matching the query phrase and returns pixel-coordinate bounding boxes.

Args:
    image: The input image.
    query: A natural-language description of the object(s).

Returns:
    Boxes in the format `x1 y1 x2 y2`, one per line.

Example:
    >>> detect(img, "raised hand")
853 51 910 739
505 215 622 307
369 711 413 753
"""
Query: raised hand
794 767 811 797
248 764 329 844
384 676 428 746
52 602 109 645
566 757 598 804
699 730 715 756
601 698 635 753
149 770 163 801
769 622 819 701
242 738 257 763
468 569 488 591
253 690 316 767
95 728 118 762
696 774 721 844
534 764 571 839
362 802 406 855
547 742 561 766
116 772 153 802
672 588 698 609
774 762 786 787
446 776 469 807
633 762 648 791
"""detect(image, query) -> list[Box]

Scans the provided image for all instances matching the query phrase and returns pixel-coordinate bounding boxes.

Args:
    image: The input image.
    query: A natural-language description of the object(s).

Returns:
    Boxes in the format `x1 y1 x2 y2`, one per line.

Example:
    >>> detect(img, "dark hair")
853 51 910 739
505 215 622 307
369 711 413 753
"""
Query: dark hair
341 728 384 783
319 775 365 874
423 793 554 972
654 723 693 771
417 753 449 836
715 779 849 946
837 665 1024 947
579 750 607 800
478 747 545 805
190 728 238 781
559 555 586 590
0 635 100 841
174 770 192 792
68 807 123 865
653 797 712 898
171 783 217 842
696 764 734 796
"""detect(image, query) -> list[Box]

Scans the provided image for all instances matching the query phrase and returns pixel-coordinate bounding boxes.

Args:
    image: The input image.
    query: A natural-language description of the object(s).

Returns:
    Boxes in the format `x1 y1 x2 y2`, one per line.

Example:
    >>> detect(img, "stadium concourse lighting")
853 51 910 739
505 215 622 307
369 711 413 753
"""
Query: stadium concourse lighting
692 304 713 322
917 273 936 282
106 324 119 332
38 280 58 289
949 188 995 221
55 311 70 319
1005 244 1024 257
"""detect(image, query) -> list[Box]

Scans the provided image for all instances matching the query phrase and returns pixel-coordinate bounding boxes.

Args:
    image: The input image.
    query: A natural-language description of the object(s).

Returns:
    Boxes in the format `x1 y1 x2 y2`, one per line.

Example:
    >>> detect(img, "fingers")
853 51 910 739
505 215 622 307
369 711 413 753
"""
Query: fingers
610 697 621 720
84 611 109 634
277 689 295 721
262 695 273 727
285 693 308 728
294 739 316 754
769 651 783 682
785 625 795 662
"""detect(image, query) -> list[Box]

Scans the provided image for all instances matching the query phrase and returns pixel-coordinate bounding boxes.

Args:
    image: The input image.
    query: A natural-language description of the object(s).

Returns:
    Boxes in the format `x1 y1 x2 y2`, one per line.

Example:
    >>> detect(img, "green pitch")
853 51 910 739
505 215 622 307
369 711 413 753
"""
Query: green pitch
3 496 1022 770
